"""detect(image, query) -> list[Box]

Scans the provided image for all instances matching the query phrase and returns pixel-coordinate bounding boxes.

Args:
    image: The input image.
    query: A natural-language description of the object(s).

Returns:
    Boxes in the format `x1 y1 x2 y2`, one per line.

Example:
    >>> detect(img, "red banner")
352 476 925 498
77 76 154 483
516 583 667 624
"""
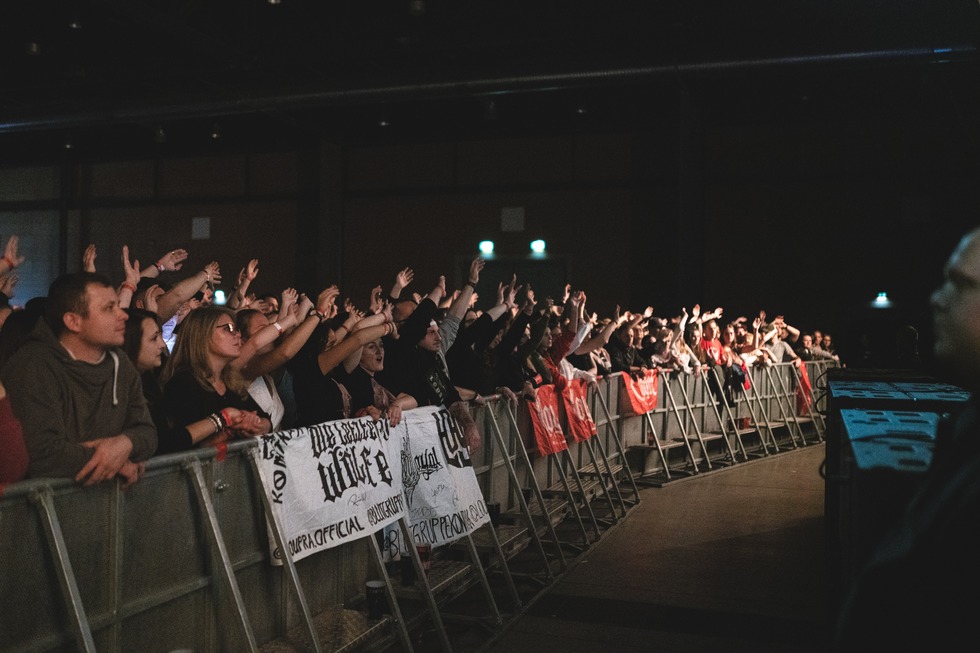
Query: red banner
622 368 659 415
796 363 813 416
527 384 568 456
562 378 597 443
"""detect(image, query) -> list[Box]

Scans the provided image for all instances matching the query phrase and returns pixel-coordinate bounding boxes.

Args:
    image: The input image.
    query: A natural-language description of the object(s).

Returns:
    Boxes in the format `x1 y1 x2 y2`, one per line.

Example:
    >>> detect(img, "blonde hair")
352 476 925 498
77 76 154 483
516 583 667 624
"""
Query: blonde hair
160 306 250 398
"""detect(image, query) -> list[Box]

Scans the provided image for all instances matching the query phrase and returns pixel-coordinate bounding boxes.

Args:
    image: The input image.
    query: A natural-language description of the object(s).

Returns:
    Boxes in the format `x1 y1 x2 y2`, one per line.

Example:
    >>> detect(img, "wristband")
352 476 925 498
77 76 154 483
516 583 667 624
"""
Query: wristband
307 308 326 322
208 413 223 434
219 408 234 428
272 321 283 334
155 261 166 272
465 281 476 289
120 281 137 293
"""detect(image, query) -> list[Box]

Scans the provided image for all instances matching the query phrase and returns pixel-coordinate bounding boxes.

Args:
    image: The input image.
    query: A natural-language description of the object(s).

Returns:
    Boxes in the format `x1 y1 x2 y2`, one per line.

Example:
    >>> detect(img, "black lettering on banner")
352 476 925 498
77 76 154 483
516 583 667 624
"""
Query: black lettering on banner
435 409 470 469
367 494 405 526
414 446 443 480
309 423 337 459
317 444 394 503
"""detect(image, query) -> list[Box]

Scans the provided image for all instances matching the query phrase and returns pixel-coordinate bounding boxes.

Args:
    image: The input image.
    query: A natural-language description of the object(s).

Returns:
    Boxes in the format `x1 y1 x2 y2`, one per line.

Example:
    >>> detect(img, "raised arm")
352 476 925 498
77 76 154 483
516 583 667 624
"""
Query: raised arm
81 243 97 273
448 257 485 321
388 267 414 302
117 245 141 309
227 258 258 310
156 262 222 323
140 248 189 279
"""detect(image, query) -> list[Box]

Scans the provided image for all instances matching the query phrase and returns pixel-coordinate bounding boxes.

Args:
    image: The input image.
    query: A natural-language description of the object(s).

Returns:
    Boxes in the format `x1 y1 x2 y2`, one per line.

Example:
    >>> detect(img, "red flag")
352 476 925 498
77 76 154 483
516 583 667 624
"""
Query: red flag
622 368 659 415
796 363 813 416
527 384 568 456
562 378 597 443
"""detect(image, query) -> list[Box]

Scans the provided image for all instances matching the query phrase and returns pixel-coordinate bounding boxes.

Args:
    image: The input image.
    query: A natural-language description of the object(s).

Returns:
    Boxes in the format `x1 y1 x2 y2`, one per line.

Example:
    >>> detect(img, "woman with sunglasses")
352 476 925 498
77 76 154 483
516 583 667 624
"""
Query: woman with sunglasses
122 307 245 453
160 306 273 447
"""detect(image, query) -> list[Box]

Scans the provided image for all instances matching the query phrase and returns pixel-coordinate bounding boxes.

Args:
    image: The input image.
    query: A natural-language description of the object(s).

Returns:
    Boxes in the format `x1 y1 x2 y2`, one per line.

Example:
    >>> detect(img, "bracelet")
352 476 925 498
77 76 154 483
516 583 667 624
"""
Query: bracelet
2 256 15 269
465 281 476 289
272 321 283 334
155 261 166 272
307 308 326 322
120 281 137 294
219 408 234 428
383 323 393 336
208 413 223 435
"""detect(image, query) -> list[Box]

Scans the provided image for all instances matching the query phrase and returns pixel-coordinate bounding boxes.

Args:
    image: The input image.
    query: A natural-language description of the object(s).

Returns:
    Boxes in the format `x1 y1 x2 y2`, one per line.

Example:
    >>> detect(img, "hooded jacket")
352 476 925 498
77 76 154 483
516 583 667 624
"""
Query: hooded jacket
0 319 156 478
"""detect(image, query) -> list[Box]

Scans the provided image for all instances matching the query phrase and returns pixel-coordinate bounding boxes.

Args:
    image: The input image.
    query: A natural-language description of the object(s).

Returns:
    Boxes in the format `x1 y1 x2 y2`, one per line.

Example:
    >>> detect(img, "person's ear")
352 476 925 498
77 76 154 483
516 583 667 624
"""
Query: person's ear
63 311 84 334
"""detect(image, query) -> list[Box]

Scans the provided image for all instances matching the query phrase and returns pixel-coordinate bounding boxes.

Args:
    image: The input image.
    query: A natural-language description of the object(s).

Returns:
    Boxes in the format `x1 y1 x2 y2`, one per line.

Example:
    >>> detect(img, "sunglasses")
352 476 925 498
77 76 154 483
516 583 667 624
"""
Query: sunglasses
215 322 239 334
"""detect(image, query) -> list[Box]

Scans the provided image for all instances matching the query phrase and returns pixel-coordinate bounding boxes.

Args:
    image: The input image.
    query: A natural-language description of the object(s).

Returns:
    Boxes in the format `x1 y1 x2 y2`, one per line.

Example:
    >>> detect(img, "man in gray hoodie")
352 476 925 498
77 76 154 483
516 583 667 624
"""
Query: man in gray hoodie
0 272 156 487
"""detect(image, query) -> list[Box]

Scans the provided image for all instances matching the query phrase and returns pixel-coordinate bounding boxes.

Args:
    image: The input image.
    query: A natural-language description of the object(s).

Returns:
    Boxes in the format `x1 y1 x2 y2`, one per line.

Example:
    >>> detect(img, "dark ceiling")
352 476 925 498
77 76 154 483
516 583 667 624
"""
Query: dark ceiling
1 0 978 155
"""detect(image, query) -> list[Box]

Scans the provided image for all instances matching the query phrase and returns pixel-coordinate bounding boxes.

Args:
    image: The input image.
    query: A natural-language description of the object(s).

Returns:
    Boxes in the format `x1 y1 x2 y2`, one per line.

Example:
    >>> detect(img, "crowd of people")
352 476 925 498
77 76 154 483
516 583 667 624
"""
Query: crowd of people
0 235 840 487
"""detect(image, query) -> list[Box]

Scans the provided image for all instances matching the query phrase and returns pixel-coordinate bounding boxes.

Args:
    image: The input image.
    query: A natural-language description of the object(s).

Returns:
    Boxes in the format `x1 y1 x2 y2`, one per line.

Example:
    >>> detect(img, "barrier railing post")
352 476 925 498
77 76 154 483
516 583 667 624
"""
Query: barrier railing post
247 448 325 653
488 399 566 574
184 459 258 652
589 378 641 505
666 367 740 469
764 364 807 447
30 487 98 653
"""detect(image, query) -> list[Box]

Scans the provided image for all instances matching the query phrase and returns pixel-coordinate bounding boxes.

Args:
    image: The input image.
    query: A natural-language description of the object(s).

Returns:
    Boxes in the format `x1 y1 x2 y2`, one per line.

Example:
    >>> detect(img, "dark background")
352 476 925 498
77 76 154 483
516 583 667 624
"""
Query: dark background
1 0 978 371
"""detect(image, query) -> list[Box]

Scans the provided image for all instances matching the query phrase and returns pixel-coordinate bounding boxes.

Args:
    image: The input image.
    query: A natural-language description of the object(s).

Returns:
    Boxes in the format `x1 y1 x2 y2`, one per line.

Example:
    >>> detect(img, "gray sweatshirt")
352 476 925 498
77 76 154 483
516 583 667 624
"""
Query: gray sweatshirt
0 319 157 478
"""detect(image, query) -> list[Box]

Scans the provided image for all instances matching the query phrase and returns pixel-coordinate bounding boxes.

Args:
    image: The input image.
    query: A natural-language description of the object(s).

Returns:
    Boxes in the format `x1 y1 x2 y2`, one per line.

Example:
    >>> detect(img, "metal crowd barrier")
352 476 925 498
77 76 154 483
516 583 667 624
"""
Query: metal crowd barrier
0 360 834 652
0 444 374 653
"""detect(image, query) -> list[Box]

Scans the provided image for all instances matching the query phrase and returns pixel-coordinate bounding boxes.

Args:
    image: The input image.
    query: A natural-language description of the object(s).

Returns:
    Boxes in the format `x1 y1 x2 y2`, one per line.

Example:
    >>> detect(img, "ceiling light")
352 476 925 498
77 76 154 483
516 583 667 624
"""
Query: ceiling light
210 123 222 139
872 291 892 308
69 20 83 30
378 118 390 128
26 42 40 56
267 0 281 4
479 241 495 255
530 239 546 255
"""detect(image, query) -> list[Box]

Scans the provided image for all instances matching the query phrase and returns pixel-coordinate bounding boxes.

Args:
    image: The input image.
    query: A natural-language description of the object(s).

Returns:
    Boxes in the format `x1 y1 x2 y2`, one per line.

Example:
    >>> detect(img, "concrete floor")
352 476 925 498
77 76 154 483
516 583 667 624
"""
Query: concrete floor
386 443 831 653
479 444 830 653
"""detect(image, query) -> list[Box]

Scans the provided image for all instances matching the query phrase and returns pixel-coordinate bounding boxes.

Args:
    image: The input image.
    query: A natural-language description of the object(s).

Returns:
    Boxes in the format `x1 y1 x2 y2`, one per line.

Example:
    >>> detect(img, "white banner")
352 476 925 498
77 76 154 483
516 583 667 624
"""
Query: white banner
256 415 405 564
400 406 491 548
256 407 491 565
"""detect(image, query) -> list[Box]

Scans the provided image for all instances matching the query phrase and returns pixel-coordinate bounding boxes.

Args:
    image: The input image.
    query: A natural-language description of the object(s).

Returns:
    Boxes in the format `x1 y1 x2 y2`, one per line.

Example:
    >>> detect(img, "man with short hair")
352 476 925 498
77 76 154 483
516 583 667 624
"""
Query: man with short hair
834 226 980 650
0 272 156 486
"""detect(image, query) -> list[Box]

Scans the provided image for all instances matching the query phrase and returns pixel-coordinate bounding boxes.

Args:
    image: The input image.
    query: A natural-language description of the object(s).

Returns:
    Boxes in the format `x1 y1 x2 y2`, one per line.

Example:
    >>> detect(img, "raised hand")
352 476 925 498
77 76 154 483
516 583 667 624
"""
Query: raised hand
317 285 340 314
369 285 383 314
202 262 222 287
0 272 18 297
297 292 314 315
245 258 259 282
155 248 188 272
82 243 97 273
121 245 141 288
468 257 485 284
144 285 163 314
395 267 414 289
2 235 25 270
